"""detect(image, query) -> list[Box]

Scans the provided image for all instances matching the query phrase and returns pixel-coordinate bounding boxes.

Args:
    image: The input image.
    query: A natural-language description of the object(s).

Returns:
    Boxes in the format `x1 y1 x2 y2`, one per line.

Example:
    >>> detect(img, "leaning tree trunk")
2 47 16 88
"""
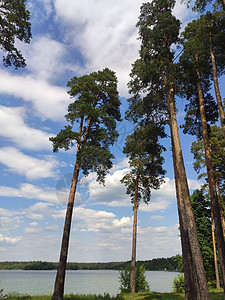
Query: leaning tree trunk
209 32 225 138
130 173 139 294
163 72 210 299
171 136 197 299
52 116 92 300
212 211 221 289
52 160 80 300
196 60 225 293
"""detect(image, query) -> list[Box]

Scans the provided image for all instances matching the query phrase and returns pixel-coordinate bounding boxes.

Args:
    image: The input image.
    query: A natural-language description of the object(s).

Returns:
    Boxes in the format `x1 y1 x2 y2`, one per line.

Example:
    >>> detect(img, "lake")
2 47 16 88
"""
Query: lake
0 270 180 296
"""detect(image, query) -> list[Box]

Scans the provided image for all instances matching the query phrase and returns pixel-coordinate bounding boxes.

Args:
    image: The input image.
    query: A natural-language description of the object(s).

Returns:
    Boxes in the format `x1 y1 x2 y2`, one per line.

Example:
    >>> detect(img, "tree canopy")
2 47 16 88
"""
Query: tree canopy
0 0 31 68
50 68 122 184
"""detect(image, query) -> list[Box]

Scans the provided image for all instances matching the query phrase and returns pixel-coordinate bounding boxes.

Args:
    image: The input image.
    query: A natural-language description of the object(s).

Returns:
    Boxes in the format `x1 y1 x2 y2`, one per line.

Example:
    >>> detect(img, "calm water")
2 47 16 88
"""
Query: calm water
0 270 180 296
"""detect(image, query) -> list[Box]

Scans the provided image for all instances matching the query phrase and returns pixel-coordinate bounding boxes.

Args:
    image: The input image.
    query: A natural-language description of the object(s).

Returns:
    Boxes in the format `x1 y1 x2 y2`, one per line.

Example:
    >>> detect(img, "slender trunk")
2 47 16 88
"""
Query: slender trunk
163 71 210 299
52 116 92 300
171 136 197 299
196 59 225 293
216 176 225 236
212 211 221 289
209 33 225 138
52 162 80 300
130 173 139 294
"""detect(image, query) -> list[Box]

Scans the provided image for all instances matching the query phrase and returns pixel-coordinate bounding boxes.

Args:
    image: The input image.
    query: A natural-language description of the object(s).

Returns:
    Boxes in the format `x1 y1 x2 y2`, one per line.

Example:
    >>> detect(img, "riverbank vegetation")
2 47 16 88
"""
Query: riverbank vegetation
1 289 225 300
0 257 179 271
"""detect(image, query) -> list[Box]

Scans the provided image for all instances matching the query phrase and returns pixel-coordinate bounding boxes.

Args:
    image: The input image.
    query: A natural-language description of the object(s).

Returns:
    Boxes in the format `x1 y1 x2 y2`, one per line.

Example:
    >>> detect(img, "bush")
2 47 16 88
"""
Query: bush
119 264 150 293
172 273 185 293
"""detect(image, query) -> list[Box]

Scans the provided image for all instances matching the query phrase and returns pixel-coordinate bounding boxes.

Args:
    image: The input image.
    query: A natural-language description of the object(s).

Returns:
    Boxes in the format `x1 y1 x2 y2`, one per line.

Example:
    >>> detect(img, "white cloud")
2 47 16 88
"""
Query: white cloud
30 222 38 227
23 36 68 82
0 183 65 204
86 166 176 212
53 0 142 96
151 215 164 221
25 227 42 233
87 168 130 206
52 0 197 97
0 203 181 261
0 234 22 246
27 0 54 24
0 147 58 179
0 70 70 121
27 202 55 220
137 224 181 259
0 216 21 231
0 106 52 150
44 224 59 231
188 179 203 190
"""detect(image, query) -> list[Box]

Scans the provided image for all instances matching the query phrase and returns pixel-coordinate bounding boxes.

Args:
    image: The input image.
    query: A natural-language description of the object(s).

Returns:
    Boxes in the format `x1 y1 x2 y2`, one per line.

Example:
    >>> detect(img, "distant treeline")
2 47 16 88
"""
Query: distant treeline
0 256 180 271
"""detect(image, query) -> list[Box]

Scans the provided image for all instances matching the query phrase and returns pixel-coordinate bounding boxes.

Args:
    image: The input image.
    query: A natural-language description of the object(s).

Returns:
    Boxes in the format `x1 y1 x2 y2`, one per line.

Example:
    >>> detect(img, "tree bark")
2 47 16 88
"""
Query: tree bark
212 212 220 289
130 173 139 294
216 176 225 236
196 59 225 293
52 116 88 300
171 136 197 299
163 72 210 299
209 32 225 138
52 162 80 300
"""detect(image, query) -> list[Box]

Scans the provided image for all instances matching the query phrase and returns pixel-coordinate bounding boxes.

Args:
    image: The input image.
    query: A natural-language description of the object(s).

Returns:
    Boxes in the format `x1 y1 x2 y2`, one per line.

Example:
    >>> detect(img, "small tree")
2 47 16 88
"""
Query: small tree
50 68 121 300
121 124 166 293
173 273 185 294
119 264 150 294
0 0 32 68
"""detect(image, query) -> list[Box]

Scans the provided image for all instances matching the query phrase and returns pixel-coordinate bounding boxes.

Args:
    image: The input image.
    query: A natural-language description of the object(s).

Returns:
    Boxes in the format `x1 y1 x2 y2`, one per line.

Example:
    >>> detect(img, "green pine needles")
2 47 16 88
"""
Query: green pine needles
119 265 150 294
50 68 121 184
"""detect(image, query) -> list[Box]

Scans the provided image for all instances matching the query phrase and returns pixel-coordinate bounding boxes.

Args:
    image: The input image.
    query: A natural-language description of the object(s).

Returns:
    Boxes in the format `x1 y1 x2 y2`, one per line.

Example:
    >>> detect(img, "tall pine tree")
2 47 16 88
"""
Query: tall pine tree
127 1 209 298
121 125 166 293
50 68 121 300
180 19 225 293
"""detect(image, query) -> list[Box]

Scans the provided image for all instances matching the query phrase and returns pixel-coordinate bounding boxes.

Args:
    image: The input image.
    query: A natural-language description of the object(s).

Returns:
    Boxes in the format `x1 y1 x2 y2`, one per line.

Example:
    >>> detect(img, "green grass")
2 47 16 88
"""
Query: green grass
2 290 224 300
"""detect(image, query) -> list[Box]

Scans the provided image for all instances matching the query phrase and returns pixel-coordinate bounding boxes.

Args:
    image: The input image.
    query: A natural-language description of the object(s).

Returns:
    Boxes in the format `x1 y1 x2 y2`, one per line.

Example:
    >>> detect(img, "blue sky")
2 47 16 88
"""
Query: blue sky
0 0 213 263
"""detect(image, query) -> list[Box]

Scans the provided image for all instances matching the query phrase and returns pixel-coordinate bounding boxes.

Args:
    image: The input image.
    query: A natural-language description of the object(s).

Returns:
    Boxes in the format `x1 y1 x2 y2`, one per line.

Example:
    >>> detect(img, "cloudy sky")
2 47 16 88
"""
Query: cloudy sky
0 0 209 263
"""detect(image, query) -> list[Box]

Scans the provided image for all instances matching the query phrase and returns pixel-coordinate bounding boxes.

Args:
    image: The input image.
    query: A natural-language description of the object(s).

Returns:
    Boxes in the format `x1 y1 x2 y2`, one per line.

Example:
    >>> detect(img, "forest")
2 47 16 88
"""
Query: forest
0 257 179 272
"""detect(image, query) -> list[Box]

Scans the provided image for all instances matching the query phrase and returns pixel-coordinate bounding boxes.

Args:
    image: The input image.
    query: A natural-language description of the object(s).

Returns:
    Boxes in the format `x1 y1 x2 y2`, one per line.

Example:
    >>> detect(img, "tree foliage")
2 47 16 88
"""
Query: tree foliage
0 0 32 68
119 265 150 293
179 11 225 137
50 68 121 184
191 189 215 282
172 273 185 293
191 125 225 191
121 125 166 207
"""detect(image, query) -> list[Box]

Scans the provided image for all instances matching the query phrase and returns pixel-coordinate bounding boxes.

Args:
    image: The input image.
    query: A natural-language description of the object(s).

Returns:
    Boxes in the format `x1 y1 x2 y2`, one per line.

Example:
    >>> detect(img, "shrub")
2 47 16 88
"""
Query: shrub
119 264 150 293
172 273 185 293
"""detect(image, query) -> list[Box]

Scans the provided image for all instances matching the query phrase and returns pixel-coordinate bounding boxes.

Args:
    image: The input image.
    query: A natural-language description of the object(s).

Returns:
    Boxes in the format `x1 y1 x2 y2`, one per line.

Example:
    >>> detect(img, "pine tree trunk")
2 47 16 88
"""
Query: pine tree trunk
163 72 210 299
52 163 80 300
171 137 197 299
209 33 225 138
212 212 220 289
216 176 225 236
196 61 225 293
130 174 139 294
52 117 85 300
